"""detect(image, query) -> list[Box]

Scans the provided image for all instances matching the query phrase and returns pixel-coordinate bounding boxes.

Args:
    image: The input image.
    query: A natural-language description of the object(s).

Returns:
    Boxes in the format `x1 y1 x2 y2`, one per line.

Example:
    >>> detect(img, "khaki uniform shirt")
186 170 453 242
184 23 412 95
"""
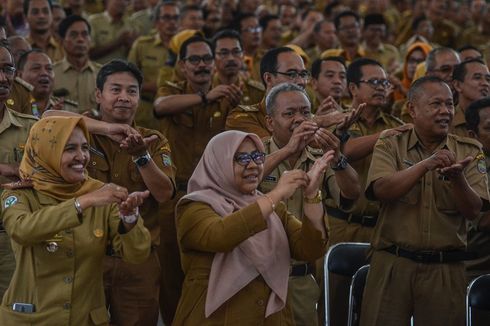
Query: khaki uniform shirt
88 11 134 64
174 200 327 325
87 128 176 246
26 35 64 63
366 129 489 251
321 46 366 65
225 98 270 139
155 81 233 186
26 96 79 118
457 26 490 49
450 106 469 138
212 73 265 107
6 77 33 115
362 42 400 71
0 189 151 326
129 8 153 36
128 33 170 102
53 58 101 112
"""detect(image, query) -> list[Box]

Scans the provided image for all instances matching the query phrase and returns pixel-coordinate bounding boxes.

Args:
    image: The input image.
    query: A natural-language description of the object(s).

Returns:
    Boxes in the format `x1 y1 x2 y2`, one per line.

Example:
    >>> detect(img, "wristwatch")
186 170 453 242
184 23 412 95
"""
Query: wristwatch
332 154 348 171
198 90 208 106
120 208 139 224
335 130 350 144
304 190 322 204
133 152 151 168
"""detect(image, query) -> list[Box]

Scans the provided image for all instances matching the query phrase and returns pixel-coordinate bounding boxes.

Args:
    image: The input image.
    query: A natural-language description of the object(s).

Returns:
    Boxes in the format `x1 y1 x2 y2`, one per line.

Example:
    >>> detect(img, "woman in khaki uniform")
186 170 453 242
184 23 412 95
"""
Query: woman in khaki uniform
0 117 151 326
174 130 331 325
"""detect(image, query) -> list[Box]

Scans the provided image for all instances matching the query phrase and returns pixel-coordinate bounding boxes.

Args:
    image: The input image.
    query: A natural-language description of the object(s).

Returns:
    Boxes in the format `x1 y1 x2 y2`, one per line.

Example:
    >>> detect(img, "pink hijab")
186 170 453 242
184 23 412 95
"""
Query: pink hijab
178 130 290 318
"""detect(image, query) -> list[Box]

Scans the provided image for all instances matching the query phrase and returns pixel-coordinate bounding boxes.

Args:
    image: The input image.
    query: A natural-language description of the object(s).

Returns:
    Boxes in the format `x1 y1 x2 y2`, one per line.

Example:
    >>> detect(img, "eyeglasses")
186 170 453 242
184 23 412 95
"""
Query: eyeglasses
338 23 360 31
159 15 179 21
215 49 243 58
359 78 391 89
0 66 16 77
274 70 311 80
234 151 266 166
430 65 456 75
184 54 214 65
241 26 262 34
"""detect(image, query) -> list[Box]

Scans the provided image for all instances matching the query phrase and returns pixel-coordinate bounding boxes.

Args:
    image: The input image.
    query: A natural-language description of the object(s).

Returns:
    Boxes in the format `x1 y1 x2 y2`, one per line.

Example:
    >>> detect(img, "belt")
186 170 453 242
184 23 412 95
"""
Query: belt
176 181 188 193
327 207 378 227
383 245 478 264
290 263 315 277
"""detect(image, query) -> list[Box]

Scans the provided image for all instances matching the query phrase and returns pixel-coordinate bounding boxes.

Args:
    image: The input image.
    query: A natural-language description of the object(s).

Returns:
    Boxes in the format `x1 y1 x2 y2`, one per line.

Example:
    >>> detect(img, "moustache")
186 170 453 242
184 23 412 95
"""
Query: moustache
195 69 211 75
225 62 239 68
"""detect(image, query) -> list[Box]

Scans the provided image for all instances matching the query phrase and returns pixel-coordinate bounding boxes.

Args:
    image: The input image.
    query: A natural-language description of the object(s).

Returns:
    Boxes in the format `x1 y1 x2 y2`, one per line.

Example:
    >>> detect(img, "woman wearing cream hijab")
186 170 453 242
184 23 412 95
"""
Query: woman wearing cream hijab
0 116 151 326
174 130 331 325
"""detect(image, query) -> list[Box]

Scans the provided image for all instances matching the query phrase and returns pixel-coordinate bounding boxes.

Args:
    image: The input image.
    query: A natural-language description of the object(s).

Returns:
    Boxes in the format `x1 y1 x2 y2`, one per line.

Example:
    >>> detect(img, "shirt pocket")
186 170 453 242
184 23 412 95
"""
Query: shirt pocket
87 153 109 182
89 305 109 325
434 180 458 215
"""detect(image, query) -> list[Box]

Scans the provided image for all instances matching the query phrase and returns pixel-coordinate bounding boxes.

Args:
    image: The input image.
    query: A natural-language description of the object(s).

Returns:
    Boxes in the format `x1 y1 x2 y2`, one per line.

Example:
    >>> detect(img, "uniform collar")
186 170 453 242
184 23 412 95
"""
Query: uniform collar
60 57 97 73
407 128 449 152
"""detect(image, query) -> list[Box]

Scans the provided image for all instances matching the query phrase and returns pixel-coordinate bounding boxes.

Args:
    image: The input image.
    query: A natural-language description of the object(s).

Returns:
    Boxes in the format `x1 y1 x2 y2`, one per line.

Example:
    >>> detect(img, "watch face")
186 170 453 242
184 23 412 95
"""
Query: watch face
136 157 149 167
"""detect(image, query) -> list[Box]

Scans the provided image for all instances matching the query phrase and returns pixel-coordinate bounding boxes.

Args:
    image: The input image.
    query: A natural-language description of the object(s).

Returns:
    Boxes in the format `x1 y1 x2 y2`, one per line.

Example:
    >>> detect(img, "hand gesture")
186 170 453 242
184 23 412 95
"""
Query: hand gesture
335 103 366 136
423 149 456 171
79 183 129 208
438 156 473 180
106 123 139 143
311 129 341 160
120 132 158 156
274 169 309 200
284 121 318 155
119 190 150 216
305 150 335 197
315 96 342 116
206 84 243 107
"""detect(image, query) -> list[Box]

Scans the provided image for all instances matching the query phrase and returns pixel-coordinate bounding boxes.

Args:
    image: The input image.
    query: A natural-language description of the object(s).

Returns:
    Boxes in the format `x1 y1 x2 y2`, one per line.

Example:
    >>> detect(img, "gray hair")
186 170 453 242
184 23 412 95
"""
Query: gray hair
425 47 460 72
265 82 310 115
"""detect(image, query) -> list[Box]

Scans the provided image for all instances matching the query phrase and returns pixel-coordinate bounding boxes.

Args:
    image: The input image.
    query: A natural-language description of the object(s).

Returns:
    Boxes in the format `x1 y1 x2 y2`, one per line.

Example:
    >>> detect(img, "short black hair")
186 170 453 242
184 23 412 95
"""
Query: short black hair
181 4 201 17
313 20 334 34
412 15 428 32
363 13 386 29
58 15 91 39
346 57 382 85
234 13 257 32
458 44 482 55
311 56 346 79
466 97 490 134
408 75 447 103
259 46 295 86
179 35 212 60
0 44 14 66
151 1 178 23
259 14 279 31
17 49 45 71
333 10 359 30
452 58 486 82
323 0 342 18
211 29 242 53
96 59 143 91
24 0 53 16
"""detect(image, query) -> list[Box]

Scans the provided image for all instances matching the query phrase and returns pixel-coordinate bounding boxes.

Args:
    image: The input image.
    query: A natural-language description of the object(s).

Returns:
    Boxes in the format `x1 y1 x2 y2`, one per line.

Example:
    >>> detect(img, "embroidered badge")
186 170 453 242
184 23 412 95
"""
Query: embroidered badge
476 153 487 174
4 196 18 208
162 154 172 166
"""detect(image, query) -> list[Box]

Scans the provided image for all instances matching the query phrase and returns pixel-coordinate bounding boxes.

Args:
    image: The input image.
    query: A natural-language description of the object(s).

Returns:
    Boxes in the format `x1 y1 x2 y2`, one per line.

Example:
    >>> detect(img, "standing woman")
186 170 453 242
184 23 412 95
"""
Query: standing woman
174 130 331 325
0 116 151 325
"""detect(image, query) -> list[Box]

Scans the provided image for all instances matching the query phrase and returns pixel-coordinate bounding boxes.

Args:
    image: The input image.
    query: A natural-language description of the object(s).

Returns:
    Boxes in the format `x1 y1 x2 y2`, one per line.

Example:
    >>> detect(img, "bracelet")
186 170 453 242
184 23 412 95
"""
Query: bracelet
263 194 276 211
304 190 322 204
120 207 139 224
74 198 83 219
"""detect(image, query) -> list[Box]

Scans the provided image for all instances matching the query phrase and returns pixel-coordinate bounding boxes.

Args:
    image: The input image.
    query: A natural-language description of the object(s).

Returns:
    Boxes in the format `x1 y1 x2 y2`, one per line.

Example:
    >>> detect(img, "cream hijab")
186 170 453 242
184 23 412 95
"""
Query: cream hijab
178 130 290 318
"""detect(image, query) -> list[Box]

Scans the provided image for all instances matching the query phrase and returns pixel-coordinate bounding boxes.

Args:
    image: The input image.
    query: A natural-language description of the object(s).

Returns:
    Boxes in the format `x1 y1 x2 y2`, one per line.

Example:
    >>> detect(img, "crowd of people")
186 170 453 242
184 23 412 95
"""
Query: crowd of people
0 0 489 325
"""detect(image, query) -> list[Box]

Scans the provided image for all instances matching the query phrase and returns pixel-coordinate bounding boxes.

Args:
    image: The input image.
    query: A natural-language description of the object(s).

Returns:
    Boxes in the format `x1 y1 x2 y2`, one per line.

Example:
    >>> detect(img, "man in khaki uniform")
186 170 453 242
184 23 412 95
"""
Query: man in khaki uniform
46 59 175 326
450 58 490 137
311 56 347 112
128 2 180 130
426 0 459 48
153 36 238 324
211 29 264 107
53 15 101 113
25 0 64 62
18 50 78 117
226 46 309 139
326 58 405 326
129 0 159 36
88 0 138 64
361 76 489 326
259 82 360 326
238 14 263 81
0 45 38 300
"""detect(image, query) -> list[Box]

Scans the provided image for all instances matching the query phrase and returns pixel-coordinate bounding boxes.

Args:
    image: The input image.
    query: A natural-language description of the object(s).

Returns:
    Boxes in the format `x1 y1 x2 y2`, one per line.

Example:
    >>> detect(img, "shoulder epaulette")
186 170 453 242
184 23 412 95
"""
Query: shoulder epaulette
246 79 265 91
450 134 483 148
64 98 79 107
163 80 183 91
137 35 154 42
237 104 259 112
8 108 38 121
14 77 34 91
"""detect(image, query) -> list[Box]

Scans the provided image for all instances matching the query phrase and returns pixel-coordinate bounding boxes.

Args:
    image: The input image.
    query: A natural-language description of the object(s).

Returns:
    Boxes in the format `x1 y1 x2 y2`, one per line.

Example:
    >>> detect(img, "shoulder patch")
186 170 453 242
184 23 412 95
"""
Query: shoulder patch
4 195 18 208
246 79 265 91
161 153 172 166
476 152 486 174
237 104 259 112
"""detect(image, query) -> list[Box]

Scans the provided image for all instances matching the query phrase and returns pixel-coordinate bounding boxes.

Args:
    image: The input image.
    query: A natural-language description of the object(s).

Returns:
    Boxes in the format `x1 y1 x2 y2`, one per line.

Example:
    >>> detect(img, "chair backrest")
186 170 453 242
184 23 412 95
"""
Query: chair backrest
466 274 490 326
348 265 370 326
324 242 370 326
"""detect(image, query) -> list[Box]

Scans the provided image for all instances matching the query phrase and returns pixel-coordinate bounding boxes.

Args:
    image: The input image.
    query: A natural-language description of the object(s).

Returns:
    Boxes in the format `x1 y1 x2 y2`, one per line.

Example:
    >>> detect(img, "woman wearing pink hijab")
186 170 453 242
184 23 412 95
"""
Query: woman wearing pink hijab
173 130 332 325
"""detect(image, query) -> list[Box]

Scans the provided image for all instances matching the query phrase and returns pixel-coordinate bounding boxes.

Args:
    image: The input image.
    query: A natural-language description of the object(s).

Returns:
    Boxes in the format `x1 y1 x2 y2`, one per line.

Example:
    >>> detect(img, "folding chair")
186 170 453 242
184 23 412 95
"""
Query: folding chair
347 265 369 326
466 274 490 326
324 242 370 326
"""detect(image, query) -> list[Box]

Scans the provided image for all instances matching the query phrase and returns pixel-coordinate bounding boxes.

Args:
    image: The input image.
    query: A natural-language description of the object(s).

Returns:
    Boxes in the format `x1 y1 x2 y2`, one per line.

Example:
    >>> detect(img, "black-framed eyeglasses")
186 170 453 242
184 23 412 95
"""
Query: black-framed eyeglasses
184 54 214 65
274 70 311 80
0 66 16 77
215 49 243 58
234 151 266 166
359 78 391 89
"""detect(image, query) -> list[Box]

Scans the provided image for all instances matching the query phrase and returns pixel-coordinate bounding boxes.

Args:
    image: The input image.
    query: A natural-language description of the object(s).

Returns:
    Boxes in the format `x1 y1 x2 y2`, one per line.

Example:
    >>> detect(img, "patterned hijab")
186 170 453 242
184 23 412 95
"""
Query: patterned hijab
177 130 290 318
19 116 103 200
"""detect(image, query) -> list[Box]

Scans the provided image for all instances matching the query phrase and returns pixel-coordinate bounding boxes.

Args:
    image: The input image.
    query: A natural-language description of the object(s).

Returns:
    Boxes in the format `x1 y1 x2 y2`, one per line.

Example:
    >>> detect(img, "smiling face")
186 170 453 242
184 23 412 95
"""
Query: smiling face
20 51 54 99
454 62 490 103
59 126 90 184
96 72 140 124
233 137 264 194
